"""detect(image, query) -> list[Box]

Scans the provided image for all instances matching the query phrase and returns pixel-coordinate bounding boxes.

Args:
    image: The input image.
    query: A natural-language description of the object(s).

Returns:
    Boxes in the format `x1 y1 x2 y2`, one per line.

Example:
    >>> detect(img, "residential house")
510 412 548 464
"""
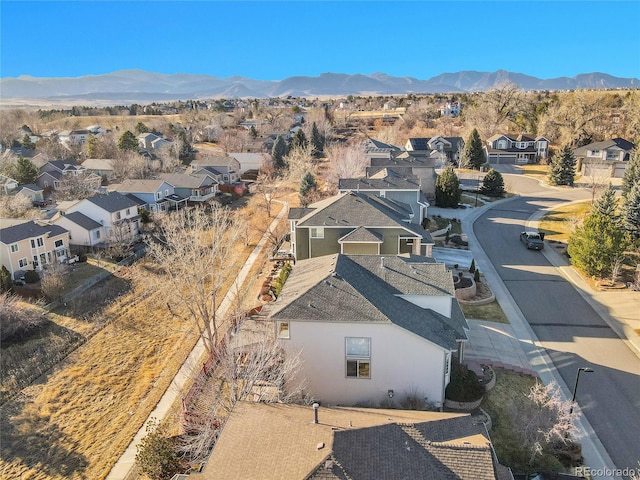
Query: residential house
53 211 105 247
362 138 402 163
484 134 549 164
81 158 115 182
338 170 429 225
288 191 434 261
36 159 86 191
573 138 636 178
111 179 187 212
86 125 110 136
368 152 438 198
227 152 271 173
157 172 218 203
406 136 465 165
137 132 172 151
58 130 90 145
439 101 462 117
190 156 241 183
66 192 142 245
199 402 512 480
16 184 45 204
0 174 19 195
270 254 468 406
0 220 70 279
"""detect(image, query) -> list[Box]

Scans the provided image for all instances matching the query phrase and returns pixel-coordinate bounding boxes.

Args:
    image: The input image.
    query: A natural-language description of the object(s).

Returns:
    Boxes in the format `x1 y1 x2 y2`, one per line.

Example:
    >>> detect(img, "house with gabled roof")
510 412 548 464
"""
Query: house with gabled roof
81 158 114 181
270 254 468 407
36 159 87 191
0 220 70 279
289 191 434 261
190 156 241 183
52 211 104 247
157 172 218 203
484 133 549 164
66 192 142 245
199 402 513 480
111 179 186 212
0 174 19 195
368 152 438 199
405 136 465 165
15 184 45 204
338 170 429 225
363 138 402 163
573 137 636 178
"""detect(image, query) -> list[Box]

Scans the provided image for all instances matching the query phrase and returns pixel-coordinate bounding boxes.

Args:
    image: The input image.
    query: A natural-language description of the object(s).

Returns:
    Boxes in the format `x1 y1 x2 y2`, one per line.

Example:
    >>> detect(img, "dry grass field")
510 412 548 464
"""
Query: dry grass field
0 191 291 479
538 201 591 243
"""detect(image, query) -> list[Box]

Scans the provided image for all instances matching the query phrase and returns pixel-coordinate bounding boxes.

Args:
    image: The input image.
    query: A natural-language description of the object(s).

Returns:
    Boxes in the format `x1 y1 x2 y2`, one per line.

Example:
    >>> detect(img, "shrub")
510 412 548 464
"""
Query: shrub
474 269 480 283
0 292 47 342
469 259 476 273
24 270 40 284
445 362 485 402
135 418 183 480
271 263 292 298
78 252 88 262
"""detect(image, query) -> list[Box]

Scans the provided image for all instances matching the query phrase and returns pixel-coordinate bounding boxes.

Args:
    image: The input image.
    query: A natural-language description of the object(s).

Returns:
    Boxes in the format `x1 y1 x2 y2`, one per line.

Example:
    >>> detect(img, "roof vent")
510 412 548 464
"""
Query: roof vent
316 442 325 450
380 257 385 269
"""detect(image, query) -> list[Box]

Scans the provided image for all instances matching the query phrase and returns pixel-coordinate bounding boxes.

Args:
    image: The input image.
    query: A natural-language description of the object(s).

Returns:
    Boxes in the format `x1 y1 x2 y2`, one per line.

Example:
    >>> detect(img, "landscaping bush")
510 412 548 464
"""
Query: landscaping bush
469 259 476 273
78 252 87 262
271 263 292 298
24 270 40 284
474 269 480 283
445 362 485 402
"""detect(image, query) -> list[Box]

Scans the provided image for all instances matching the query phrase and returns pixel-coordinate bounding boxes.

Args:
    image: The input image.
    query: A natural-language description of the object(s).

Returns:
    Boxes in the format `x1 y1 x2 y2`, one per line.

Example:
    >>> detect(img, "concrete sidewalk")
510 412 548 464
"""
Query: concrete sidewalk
106 204 289 480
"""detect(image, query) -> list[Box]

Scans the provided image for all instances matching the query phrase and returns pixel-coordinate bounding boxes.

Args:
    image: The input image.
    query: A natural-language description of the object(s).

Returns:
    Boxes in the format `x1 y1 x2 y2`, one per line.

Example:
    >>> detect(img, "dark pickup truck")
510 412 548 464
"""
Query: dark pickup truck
520 231 544 250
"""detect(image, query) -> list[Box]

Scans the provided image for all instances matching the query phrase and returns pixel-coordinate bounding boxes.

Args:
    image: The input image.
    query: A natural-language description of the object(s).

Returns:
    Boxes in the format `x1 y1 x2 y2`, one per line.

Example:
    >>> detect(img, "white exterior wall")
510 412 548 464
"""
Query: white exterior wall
53 216 104 246
67 201 138 238
280 321 449 407
397 295 452 318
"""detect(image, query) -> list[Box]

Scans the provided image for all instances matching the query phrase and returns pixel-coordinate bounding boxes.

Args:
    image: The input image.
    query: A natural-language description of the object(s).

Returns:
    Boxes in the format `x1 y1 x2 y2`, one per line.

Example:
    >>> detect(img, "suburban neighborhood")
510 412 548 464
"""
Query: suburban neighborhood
2 4 640 475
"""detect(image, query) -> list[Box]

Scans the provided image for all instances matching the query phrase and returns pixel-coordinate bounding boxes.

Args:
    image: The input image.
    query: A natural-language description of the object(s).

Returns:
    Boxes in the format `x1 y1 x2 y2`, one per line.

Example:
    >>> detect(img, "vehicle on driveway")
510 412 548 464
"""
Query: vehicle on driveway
520 231 544 250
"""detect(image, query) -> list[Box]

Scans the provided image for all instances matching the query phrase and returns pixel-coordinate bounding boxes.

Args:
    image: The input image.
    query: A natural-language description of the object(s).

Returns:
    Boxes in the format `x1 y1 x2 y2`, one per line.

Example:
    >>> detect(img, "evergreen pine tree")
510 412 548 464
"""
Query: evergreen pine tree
22 134 35 150
299 172 317 207
548 145 576 186
292 129 308 150
117 130 139 152
474 269 480 283
479 168 505 197
593 184 618 218
568 210 628 278
249 125 258 138
469 259 476 273
10 157 39 184
621 182 640 242
622 150 639 198
310 122 324 156
272 135 288 170
463 129 485 170
134 122 149 135
435 167 462 208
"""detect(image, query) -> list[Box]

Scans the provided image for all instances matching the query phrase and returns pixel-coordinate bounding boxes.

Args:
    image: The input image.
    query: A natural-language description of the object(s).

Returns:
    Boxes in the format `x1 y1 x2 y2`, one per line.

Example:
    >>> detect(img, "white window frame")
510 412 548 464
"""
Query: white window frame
10 243 18 253
277 321 290 339
54 239 63 248
36 237 44 247
346 337 371 379
310 227 324 239
156 192 162 200
18 258 28 268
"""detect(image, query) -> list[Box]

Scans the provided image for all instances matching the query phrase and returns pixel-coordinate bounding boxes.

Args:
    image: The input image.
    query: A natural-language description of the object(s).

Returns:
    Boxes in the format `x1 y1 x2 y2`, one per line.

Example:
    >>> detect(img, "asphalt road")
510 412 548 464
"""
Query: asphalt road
473 175 640 473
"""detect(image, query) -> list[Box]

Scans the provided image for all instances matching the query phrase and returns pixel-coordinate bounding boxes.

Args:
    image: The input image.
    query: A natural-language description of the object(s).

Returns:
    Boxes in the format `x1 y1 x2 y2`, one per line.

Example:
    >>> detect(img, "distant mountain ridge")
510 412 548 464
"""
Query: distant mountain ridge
1 69 637 103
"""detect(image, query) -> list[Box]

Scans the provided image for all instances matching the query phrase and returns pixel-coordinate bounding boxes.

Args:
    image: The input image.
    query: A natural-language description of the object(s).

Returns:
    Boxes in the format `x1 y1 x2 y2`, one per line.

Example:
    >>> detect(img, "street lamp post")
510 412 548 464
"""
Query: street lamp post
569 367 594 417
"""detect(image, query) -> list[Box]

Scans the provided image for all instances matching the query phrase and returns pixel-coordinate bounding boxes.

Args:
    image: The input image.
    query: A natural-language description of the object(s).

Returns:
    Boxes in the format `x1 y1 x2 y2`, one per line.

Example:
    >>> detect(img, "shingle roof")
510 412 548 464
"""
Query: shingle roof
363 138 401 152
338 175 421 191
0 220 68 244
201 402 507 480
371 154 437 168
289 207 316 220
158 172 217 188
60 211 101 230
81 158 114 171
85 192 140 212
573 137 636 156
115 179 169 193
18 184 42 192
270 254 465 349
338 227 383 243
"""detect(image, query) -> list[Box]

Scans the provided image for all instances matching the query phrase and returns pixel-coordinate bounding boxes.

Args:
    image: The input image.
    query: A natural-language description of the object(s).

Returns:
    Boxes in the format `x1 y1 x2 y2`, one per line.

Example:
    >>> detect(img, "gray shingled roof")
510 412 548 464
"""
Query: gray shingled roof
371 155 437 168
270 254 466 349
573 137 636 156
61 211 101 231
86 192 140 212
289 207 315 220
115 179 168 193
0 220 68 244
158 172 217 188
338 227 383 243
338 175 421 191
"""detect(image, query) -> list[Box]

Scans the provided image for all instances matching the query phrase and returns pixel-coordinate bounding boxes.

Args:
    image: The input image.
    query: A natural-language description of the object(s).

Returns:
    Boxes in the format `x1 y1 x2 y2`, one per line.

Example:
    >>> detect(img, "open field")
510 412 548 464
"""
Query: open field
0 191 288 479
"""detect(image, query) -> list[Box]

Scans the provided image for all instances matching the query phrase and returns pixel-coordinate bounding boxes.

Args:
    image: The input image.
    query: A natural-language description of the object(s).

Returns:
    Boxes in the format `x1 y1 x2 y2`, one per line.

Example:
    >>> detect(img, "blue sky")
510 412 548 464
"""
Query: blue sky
1 1 639 80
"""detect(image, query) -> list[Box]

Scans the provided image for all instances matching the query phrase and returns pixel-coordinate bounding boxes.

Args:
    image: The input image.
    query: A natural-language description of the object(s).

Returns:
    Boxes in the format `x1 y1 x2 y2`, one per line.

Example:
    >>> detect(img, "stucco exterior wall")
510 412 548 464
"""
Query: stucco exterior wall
280 321 449 407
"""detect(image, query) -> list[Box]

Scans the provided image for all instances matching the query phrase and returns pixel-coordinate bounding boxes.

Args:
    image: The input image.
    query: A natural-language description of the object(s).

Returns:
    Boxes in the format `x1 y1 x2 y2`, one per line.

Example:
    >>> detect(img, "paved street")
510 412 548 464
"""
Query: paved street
472 175 640 475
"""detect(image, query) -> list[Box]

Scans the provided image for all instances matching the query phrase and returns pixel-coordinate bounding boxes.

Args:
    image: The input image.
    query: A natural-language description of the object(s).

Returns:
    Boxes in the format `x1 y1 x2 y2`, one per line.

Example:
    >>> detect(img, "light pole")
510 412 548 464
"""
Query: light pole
569 367 594 416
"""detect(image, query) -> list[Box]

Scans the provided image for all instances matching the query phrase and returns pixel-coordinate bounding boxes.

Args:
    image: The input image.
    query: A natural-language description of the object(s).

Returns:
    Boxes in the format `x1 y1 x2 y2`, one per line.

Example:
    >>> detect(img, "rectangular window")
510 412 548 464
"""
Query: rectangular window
156 192 162 200
54 239 63 248
126 208 131 215
31 239 35 248
10 244 18 253
115 212 122 220
95 230 101 239
606 151 618 161
445 353 451 376
346 337 371 379
19 258 28 268
36 238 44 247
310 227 324 239
277 321 290 339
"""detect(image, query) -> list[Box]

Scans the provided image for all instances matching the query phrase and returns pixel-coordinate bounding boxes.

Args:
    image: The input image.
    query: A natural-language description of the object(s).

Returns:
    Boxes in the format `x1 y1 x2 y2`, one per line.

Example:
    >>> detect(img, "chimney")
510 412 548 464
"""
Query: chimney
380 257 385 269
313 402 320 424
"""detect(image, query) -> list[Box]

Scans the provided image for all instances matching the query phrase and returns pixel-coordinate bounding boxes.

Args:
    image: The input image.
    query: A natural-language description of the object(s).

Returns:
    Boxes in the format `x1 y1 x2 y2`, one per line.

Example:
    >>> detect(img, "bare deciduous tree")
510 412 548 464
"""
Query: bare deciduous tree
40 262 68 302
52 172 102 201
0 194 40 219
144 205 241 353
283 143 315 186
111 151 148 181
326 141 369 184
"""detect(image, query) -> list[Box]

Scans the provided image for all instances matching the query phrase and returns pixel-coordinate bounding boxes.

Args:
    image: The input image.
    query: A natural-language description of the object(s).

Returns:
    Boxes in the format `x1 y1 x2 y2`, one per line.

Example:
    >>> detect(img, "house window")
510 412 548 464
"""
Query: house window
606 151 618 161
30 239 35 248
115 212 122 220
156 192 162 200
37 238 44 247
126 208 131 215
346 337 371 379
310 227 324 239
165 189 169 196
497 140 507 149
10 244 18 253
445 353 451 376
590 150 600 156
277 321 290 339
31 237 44 248
54 239 63 248
95 230 101 239
19 258 28 268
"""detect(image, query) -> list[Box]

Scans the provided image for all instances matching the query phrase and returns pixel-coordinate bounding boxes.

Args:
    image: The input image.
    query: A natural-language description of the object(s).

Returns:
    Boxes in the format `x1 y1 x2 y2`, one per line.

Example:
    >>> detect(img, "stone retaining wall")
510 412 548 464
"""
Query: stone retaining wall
444 396 483 411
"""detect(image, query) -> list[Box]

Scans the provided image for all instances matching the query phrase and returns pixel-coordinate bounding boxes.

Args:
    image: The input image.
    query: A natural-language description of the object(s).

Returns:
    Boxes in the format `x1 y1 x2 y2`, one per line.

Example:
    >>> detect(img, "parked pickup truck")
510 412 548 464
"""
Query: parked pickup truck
520 231 545 250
